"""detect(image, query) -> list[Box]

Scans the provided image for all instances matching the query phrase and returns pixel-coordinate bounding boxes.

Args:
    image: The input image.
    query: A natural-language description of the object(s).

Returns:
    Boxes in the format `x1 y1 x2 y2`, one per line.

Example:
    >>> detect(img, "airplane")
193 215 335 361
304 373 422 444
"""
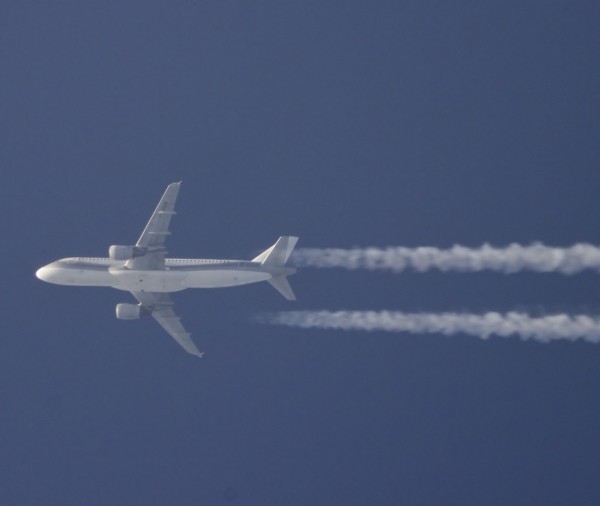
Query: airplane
35 182 298 358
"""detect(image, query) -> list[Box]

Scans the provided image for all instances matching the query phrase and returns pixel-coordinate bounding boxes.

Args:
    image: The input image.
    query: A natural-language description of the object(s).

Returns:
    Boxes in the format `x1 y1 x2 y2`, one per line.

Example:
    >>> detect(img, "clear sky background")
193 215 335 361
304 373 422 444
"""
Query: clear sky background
3 1 600 505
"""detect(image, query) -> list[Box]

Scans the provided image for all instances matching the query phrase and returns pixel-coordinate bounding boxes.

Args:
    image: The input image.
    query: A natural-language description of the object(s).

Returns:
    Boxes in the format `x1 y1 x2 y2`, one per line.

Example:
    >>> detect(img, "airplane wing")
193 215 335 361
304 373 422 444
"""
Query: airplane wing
132 291 204 358
126 182 181 270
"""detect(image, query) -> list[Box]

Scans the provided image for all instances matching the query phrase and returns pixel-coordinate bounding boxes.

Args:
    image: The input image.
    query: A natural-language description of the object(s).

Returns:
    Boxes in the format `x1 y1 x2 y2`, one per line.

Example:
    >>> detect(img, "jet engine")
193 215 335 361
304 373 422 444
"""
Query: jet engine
109 245 140 261
116 303 141 320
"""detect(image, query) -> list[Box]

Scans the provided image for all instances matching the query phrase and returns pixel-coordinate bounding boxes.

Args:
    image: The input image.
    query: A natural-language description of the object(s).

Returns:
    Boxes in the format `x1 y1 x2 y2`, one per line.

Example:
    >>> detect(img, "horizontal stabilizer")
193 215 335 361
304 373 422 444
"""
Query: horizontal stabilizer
268 276 296 300
253 236 298 266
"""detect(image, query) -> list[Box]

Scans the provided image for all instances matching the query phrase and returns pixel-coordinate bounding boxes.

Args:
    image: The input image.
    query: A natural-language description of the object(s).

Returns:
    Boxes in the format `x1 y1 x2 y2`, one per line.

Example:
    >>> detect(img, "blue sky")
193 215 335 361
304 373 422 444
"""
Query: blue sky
3 1 600 505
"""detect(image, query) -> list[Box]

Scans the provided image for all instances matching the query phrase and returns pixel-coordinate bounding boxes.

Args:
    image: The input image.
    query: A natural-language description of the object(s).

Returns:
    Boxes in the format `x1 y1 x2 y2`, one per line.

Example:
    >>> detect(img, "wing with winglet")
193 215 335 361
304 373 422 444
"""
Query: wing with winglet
125 182 181 271
132 291 204 358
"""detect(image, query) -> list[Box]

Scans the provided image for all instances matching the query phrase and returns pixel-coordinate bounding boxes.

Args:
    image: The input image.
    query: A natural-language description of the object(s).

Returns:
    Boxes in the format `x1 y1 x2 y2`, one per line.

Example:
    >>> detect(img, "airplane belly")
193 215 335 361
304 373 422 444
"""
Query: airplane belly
183 269 270 288
109 269 187 292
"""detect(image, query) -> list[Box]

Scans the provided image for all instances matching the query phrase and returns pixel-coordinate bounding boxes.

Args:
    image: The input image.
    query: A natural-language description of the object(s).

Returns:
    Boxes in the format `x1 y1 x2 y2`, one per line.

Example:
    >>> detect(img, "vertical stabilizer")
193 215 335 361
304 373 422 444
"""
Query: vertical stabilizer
253 236 298 266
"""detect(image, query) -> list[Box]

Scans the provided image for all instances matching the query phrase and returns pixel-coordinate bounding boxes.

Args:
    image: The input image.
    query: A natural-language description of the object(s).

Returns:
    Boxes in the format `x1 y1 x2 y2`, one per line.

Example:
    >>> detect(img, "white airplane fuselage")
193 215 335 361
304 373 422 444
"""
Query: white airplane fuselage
36 257 295 293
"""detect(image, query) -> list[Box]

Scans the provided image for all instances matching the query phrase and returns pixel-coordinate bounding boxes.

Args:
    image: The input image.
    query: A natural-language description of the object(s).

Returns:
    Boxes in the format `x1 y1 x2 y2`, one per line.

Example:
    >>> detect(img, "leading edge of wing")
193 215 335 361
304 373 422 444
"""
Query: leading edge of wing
136 182 182 249
126 182 182 270
132 291 204 358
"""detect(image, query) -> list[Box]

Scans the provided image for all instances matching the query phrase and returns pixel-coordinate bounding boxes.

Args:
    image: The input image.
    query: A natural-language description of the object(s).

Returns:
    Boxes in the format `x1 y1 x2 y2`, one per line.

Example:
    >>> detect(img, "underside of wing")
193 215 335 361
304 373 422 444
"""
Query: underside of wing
126 182 181 271
132 291 203 358
152 307 203 358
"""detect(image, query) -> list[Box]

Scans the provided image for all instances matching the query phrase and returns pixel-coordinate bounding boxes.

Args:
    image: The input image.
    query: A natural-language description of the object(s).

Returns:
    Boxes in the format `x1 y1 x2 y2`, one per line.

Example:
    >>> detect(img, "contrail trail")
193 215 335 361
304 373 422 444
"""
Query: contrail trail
292 243 600 274
262 311 600 343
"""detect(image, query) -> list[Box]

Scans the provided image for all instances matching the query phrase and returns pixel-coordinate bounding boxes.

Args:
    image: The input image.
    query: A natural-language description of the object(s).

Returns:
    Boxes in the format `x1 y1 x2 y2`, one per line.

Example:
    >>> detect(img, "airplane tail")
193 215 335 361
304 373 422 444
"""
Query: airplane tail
253 236 298 300
267 275 296 301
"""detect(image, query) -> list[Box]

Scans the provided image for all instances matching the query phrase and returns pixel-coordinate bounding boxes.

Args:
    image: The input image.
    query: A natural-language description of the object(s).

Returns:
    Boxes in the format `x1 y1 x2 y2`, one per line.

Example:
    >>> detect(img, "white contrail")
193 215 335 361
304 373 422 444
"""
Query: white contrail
262 311 600 343
292 243 600 274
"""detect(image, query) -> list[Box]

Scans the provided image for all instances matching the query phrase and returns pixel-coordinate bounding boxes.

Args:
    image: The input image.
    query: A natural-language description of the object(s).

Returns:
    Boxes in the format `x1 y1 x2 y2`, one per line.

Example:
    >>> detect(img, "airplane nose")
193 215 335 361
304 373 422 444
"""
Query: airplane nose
36 266 52 281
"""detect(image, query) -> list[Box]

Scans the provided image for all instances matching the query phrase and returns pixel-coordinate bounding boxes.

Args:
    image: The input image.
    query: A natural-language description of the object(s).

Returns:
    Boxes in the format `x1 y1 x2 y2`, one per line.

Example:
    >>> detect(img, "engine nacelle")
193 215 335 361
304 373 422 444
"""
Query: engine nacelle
109 245 136 261
116 303 141 320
